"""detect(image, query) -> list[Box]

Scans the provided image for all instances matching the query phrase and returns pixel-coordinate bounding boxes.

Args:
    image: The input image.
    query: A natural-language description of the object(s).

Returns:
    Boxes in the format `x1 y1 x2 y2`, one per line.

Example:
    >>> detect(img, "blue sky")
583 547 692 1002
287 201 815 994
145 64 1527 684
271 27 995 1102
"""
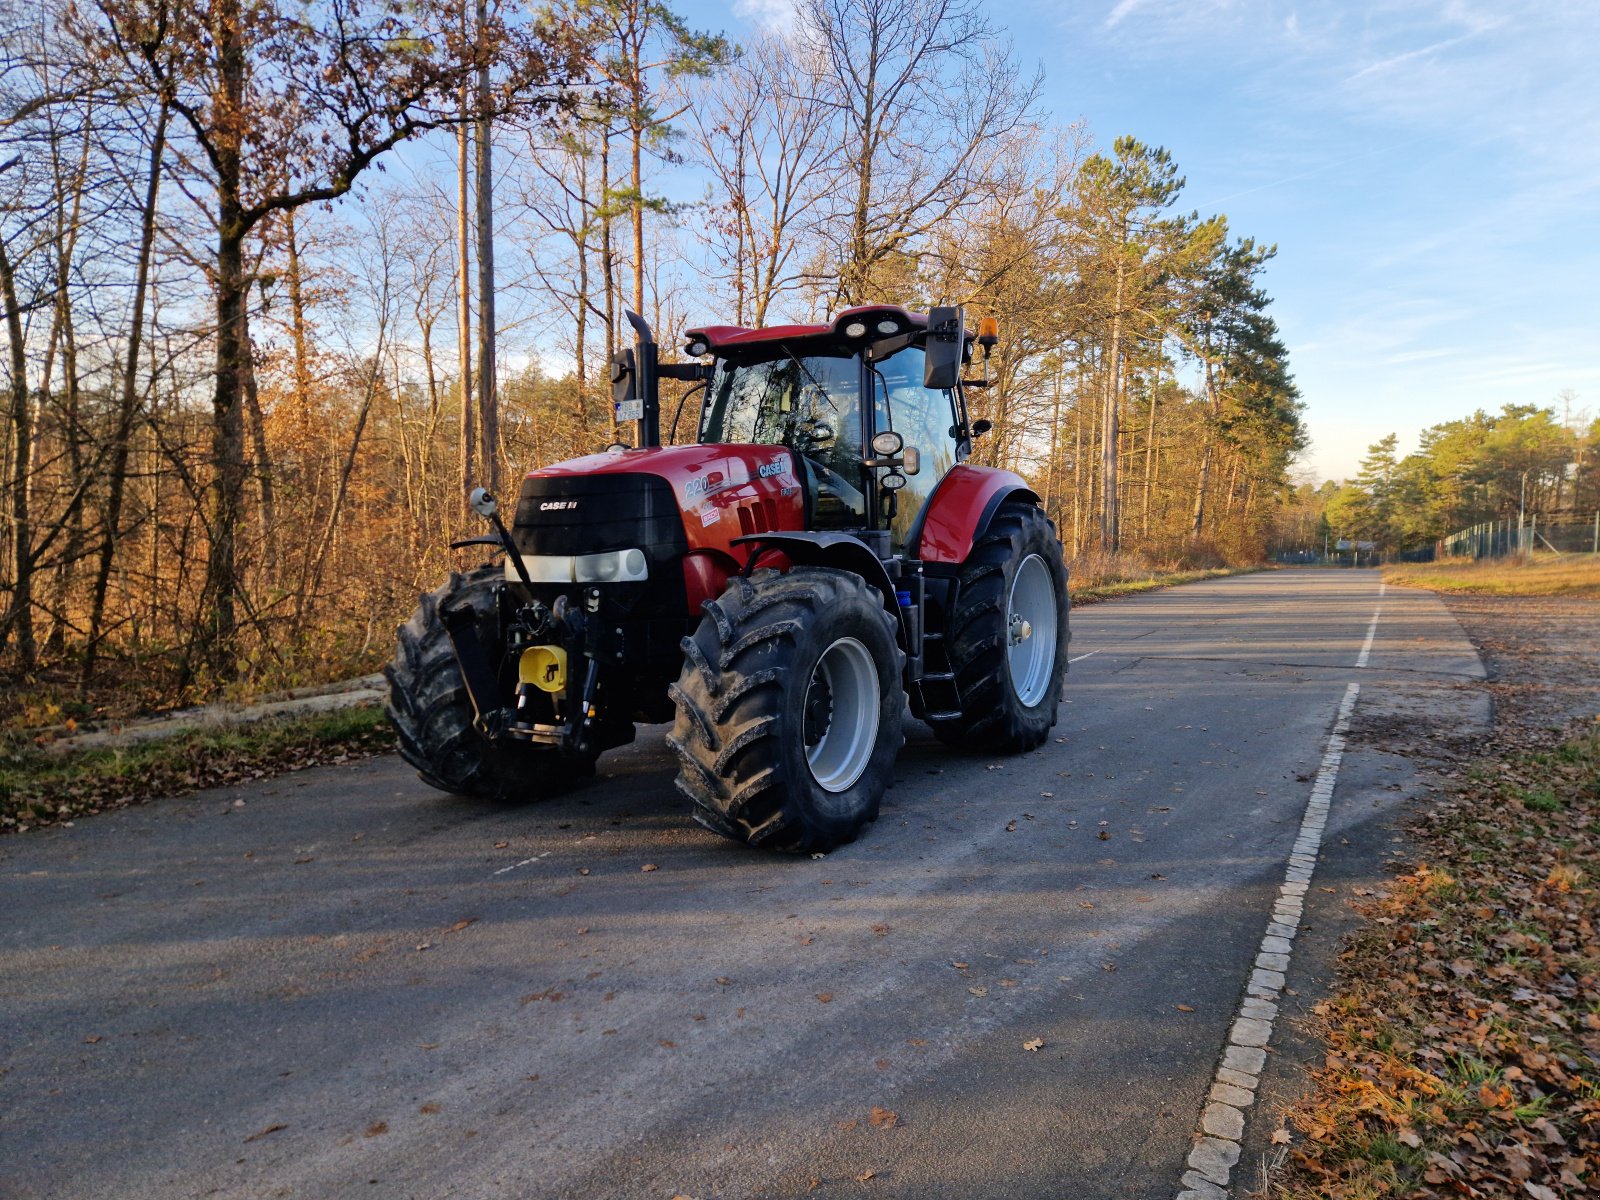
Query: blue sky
672 0 1600 481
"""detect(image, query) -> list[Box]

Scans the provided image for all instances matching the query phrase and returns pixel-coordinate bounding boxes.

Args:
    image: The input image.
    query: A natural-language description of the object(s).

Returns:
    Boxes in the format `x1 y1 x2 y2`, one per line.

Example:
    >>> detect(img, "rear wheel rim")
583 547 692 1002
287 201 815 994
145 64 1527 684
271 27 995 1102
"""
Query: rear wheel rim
803 637 880 792
1006 554 1057 708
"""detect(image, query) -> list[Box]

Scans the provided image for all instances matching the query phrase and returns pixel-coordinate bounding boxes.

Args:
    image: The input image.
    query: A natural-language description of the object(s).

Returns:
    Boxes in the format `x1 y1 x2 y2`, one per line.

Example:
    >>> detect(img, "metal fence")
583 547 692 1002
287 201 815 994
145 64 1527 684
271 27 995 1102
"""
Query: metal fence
1436 513 1600 561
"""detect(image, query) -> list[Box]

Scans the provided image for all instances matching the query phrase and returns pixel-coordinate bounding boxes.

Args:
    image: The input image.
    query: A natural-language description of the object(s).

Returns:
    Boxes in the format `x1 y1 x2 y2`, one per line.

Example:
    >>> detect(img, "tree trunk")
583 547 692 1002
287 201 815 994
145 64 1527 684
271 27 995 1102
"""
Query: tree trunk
196 0 250 685
1142 351 1160 538
456 92 475 516
242 323 277 580
1100 263 1125 553
285 209 312 440
1190 356 1217 540
475 0 499 494
0 240 35 667
86 106 168 686
600 133 617 441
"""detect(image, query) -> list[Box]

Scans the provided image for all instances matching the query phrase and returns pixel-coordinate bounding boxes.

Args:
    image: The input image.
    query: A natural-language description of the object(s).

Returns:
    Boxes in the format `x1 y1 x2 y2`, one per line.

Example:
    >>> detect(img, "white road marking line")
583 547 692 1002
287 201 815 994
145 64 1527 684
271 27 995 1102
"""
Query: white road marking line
1174 681 1360 1199
493 851 550 877
1354 582 1385 668
1068 650 1100 663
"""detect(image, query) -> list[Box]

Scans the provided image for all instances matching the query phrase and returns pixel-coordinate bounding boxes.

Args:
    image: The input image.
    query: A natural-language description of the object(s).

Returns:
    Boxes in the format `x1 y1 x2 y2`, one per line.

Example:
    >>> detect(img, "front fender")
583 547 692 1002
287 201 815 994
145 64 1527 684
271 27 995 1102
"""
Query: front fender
910 464 1040 564
730 532 899 615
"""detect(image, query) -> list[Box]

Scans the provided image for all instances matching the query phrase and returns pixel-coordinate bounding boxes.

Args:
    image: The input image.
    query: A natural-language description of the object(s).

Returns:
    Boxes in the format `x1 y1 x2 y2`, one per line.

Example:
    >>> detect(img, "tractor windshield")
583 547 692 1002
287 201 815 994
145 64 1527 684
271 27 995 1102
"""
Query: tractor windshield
700 350 867 528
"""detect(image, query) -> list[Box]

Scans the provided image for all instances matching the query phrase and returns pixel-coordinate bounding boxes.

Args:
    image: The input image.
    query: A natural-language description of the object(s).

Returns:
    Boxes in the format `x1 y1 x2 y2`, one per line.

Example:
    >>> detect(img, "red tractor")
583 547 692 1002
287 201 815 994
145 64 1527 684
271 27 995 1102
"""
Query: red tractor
386 304 1069 852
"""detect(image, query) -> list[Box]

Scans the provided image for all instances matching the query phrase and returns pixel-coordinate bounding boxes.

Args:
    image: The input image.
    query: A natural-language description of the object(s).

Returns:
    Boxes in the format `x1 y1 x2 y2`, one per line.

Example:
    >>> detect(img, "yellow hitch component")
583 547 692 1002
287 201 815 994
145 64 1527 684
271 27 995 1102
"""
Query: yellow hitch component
519 645 568 693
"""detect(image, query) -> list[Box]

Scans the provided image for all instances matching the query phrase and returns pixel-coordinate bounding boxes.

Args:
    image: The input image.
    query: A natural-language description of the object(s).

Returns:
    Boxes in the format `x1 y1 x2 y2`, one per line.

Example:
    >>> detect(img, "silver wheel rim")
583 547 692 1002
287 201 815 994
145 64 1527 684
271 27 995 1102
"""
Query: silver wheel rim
1006 554 1057 708
803 636 880 792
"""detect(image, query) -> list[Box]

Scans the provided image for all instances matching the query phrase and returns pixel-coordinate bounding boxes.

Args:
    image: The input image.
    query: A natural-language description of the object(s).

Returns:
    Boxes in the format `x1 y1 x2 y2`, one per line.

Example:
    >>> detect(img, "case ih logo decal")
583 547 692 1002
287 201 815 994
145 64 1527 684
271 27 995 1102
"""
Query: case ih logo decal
539 500 579 511
758 459 786 479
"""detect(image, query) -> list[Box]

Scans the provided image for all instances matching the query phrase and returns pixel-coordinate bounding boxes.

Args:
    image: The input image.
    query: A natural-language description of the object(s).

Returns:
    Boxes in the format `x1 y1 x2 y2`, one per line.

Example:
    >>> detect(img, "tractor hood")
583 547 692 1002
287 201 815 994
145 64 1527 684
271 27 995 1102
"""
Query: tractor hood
512 444 805 561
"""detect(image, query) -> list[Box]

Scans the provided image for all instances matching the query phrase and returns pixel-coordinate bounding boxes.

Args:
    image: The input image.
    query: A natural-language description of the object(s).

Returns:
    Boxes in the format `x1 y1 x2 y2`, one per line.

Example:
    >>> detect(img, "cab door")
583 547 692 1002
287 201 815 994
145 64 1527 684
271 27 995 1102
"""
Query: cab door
866 343 962 552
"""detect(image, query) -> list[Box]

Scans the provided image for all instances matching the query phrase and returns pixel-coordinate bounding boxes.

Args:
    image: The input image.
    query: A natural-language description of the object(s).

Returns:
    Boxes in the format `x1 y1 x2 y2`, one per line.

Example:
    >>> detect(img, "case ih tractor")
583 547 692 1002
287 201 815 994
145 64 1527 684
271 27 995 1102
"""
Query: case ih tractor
386 304 1069 852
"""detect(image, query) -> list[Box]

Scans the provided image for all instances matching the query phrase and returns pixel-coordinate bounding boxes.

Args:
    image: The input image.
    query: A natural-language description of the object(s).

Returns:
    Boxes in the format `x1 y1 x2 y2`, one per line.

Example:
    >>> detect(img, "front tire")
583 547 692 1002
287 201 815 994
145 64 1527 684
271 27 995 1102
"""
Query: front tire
669 567 906 853
385 565 593 801
931 503 1070 752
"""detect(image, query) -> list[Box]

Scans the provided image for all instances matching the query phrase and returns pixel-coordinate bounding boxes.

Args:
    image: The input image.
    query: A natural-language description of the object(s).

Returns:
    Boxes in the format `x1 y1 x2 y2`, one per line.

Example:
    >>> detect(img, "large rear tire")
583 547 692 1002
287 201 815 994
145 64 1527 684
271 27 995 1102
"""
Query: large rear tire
669 567 906 853
385 565 593 801
930 503 1069 752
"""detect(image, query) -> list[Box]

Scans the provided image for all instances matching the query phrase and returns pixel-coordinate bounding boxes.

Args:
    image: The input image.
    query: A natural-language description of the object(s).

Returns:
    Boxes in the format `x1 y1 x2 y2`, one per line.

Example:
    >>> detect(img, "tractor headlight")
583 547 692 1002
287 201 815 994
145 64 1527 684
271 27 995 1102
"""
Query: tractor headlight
508 550 650 584
573 549 650 583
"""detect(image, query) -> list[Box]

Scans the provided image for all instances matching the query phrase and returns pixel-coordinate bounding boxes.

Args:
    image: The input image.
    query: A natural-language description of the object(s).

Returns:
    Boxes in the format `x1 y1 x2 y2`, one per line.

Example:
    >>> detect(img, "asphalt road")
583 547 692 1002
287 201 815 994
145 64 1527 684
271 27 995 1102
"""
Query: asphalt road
0 569 1488 1200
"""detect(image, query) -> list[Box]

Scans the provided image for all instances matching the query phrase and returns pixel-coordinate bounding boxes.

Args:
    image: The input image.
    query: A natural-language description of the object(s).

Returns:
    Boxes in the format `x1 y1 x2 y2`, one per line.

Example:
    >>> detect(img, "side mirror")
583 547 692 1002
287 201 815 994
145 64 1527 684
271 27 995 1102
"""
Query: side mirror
971 419 993 438
923 305 964 391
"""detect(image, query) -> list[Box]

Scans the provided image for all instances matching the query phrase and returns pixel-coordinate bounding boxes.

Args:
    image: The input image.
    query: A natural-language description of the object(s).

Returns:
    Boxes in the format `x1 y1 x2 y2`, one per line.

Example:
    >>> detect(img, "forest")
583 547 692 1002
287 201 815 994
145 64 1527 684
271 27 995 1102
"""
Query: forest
1272 402 1600 559
1 0 1307 712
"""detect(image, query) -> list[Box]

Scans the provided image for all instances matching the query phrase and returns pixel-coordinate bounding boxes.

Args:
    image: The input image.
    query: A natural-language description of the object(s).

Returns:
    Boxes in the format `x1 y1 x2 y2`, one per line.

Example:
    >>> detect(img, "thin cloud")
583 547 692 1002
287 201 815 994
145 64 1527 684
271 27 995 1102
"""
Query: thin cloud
1344 30 1485 83
1104 0 1147 28
733 0 798 31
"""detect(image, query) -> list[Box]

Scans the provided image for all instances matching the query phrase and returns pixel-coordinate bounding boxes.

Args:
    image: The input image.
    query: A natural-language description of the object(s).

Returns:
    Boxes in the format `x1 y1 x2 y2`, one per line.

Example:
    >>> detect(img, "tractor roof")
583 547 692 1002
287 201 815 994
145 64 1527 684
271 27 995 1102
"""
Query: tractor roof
684 304 929 355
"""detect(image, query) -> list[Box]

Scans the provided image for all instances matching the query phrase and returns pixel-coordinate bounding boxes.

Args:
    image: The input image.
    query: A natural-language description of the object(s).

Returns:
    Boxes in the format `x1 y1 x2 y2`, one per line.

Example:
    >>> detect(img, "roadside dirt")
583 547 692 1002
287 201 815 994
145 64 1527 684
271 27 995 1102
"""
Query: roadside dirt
1442 593 1600 738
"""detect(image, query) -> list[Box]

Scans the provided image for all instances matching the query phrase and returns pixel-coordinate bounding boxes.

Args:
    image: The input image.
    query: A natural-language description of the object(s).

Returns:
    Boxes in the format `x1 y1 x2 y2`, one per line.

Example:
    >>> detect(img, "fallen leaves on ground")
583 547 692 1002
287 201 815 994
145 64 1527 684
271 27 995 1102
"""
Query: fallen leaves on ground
868 1106 898 1128
1273 723 1600 1199
2 707 393 832
1023 1038 1044 1052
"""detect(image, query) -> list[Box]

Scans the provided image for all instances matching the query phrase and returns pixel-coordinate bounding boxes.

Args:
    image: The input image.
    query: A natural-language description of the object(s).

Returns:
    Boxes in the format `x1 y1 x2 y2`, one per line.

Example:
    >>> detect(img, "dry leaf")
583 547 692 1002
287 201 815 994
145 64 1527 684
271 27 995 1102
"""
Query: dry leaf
1023 1038 1044 1051
1176 1004 1194 1012
364 1122 387 1138
1270 1128 1292 1144
855 1170 876 1183
868 1106 898 1128
243 1123 287 1143
445 917 477 933
84 1035 102 1044
950 961 969 969
641 863 658 872
871 923 890 936
968 986 988 996
816 992 833 1003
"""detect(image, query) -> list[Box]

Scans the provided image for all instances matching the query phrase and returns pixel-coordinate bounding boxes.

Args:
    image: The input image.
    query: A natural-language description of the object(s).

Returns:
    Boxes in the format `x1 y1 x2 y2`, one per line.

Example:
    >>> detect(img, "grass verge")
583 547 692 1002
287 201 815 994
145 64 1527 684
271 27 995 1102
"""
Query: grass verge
1270 723 1600 1198
0 704 392 834
1069 565 1265 606
1384 555 1600 598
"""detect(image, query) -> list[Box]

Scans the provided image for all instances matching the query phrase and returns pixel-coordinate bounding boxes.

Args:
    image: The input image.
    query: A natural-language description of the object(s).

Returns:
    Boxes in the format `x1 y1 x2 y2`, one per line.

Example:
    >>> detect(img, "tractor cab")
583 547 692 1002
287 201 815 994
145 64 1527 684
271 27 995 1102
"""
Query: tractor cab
686 305 975 552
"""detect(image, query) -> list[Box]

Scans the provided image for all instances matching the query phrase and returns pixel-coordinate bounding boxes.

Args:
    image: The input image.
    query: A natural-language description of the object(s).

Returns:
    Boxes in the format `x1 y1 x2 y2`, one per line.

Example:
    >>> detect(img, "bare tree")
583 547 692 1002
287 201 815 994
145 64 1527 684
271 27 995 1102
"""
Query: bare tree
689 30 838 326
796 0 1039 311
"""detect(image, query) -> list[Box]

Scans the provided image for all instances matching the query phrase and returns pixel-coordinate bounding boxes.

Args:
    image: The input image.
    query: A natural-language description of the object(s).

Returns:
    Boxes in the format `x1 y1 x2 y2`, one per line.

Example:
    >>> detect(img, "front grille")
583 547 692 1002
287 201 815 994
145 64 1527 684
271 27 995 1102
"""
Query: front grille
511 473 686 559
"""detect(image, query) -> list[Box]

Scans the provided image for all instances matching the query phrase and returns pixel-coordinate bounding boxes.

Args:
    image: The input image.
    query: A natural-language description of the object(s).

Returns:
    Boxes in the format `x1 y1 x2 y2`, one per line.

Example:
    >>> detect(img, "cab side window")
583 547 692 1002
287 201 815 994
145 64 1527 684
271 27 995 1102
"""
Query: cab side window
871 345 960 549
